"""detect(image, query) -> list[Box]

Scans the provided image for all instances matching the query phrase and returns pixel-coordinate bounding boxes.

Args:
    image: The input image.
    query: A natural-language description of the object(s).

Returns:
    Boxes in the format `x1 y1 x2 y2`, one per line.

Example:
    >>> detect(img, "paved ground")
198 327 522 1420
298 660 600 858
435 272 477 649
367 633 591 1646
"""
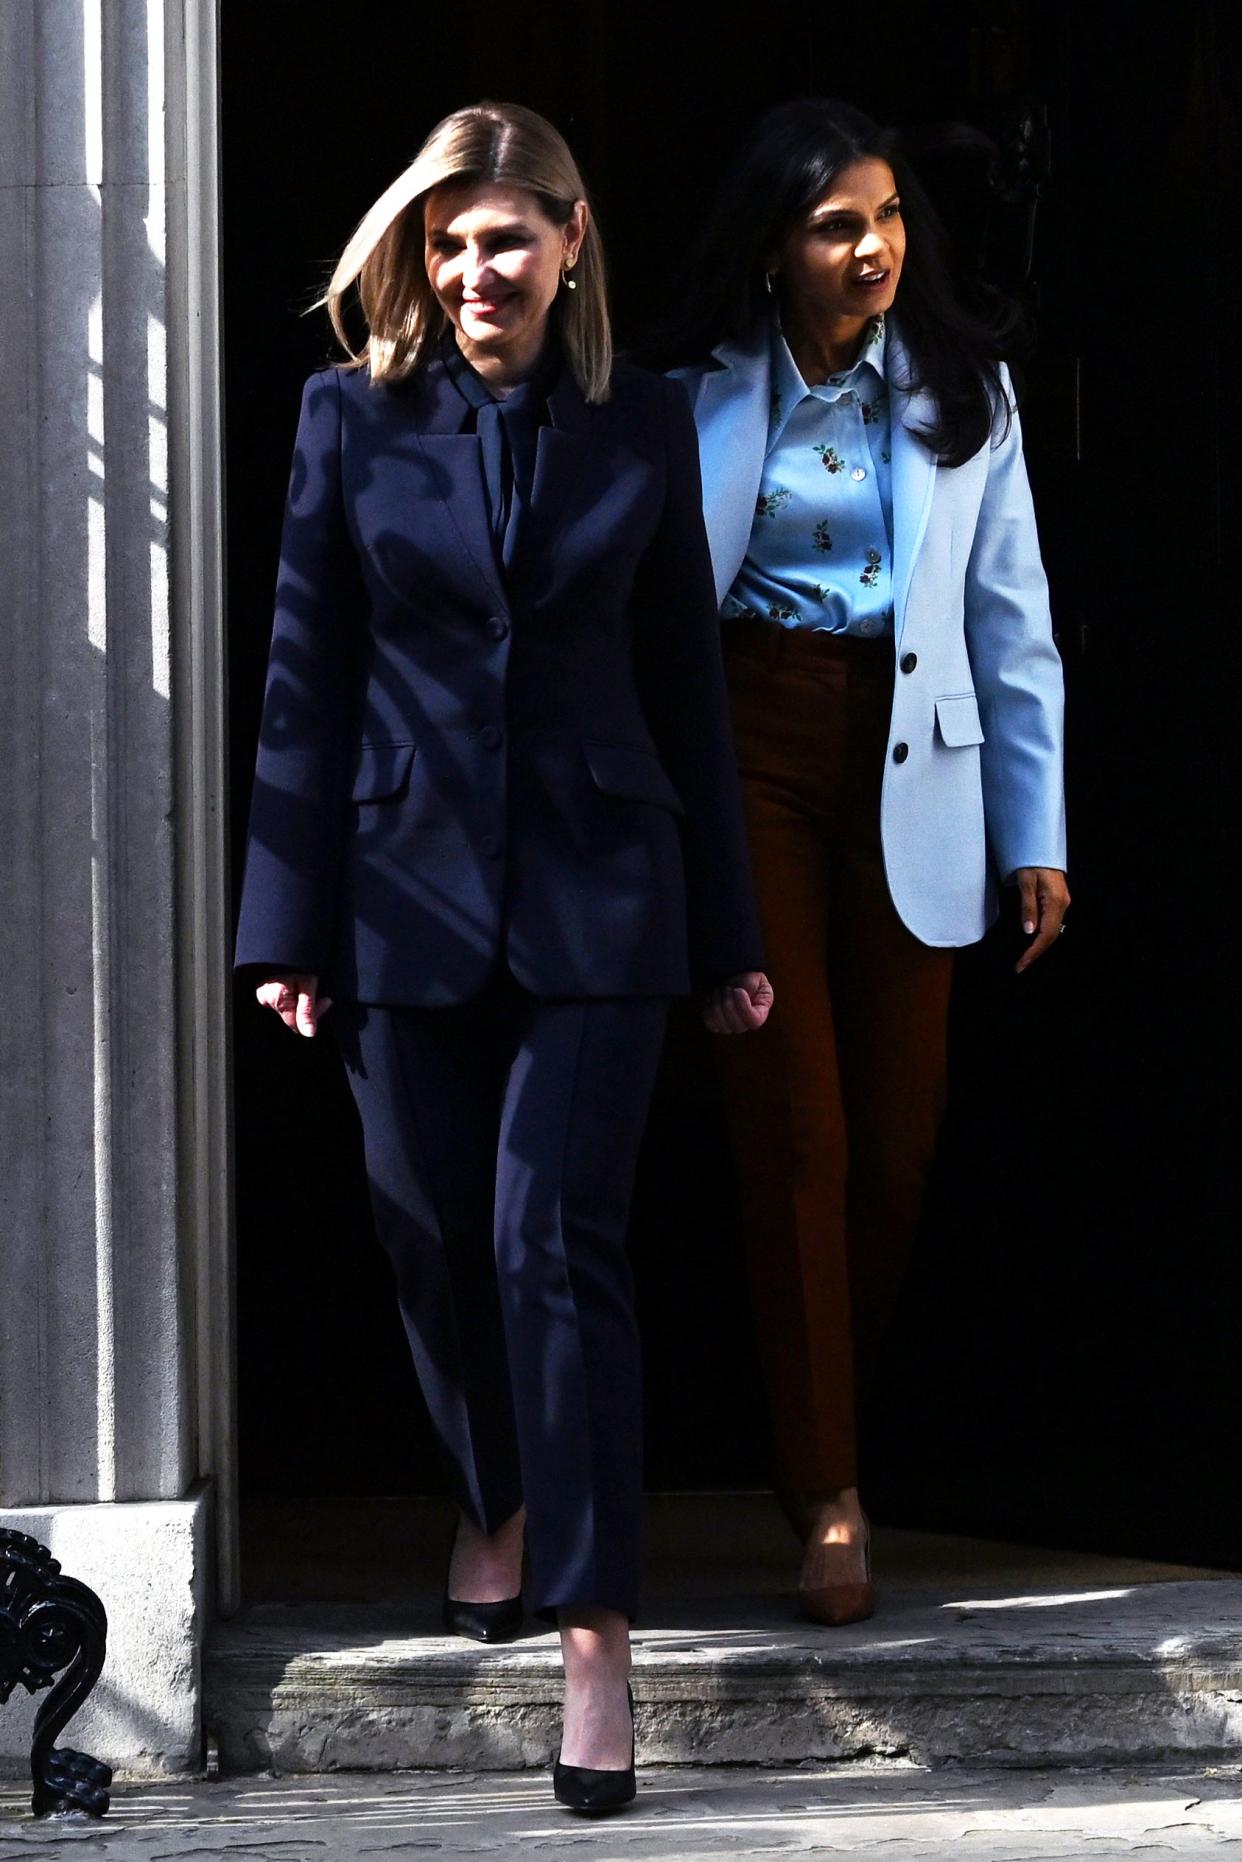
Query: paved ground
5 1764 1242 1857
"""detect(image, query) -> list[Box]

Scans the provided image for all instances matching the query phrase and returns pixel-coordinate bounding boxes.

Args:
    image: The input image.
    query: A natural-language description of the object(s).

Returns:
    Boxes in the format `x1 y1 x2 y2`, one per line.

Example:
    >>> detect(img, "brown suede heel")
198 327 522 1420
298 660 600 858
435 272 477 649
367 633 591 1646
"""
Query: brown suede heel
797 1526 874 1626
797 1579 875 1626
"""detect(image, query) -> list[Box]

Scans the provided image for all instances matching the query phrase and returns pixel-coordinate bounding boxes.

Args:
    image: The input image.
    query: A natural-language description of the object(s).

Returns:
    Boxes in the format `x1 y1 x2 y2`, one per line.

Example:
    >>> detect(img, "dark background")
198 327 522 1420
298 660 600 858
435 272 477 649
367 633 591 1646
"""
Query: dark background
223 3 1240 1563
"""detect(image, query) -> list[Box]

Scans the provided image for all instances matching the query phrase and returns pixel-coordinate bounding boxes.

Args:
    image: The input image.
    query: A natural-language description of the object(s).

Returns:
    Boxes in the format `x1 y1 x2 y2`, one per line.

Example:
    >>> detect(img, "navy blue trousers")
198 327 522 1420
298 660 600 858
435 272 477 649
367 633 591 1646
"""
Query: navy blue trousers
332 974 668 1623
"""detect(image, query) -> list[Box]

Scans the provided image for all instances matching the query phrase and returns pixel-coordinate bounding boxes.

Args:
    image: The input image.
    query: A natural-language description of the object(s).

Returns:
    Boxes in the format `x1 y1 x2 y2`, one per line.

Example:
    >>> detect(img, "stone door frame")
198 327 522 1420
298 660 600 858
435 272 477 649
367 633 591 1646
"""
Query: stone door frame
0 0 235 1774
172 0 237 1620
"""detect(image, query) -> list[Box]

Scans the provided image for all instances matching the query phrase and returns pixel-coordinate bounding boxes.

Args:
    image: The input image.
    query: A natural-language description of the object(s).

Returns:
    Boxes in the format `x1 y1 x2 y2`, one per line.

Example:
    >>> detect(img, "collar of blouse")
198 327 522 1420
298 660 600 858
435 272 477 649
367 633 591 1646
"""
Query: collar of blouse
766 312 887 450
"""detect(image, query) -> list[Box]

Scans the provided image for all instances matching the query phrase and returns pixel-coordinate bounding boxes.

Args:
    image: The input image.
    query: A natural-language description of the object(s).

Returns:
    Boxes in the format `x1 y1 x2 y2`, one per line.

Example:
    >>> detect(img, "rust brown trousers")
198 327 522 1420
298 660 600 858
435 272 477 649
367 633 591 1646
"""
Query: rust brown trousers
716 617 955 1497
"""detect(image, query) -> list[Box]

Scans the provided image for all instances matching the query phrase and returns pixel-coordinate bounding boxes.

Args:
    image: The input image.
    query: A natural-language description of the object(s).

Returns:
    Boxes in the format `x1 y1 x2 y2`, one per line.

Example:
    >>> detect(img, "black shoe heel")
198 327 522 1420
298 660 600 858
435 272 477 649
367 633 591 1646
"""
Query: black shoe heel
441 1592 523 1643
553 1682 636 1814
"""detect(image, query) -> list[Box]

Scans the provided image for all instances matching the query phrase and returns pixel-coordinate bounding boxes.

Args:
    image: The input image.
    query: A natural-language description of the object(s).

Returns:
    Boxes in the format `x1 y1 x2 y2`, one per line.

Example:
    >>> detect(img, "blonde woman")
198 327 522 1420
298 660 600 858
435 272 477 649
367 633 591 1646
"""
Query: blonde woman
234 102 771 1812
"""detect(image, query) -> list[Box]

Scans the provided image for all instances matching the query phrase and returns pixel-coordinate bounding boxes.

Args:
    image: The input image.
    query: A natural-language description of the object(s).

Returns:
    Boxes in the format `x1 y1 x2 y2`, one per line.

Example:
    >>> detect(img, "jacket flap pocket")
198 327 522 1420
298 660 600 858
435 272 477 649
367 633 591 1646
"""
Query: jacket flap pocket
934 693 985 748
582 743 685 817
350 742 415 802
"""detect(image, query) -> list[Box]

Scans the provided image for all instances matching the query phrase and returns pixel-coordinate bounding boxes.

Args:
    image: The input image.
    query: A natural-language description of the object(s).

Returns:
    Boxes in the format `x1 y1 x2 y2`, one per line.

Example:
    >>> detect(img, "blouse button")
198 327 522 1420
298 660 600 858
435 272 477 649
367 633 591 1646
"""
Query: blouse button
851 467 867 481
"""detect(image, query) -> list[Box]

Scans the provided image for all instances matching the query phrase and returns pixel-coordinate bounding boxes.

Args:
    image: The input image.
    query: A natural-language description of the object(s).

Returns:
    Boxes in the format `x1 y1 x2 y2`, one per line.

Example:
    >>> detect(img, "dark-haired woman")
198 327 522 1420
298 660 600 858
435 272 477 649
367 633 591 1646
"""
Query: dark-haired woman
235 101 770 1809
666 99 1067 1624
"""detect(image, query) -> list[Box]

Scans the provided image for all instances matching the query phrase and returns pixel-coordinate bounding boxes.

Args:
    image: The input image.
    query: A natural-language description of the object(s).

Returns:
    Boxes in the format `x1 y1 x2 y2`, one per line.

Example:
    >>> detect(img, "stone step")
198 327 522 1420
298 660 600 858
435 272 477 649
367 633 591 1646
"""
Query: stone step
206 1495 1242 1774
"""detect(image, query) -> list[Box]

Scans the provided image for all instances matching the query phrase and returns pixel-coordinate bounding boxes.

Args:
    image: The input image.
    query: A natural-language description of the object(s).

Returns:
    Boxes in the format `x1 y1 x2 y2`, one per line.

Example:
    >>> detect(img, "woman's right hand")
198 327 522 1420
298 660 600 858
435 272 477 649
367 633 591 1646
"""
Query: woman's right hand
702 971 774 1034
255 973 332 1037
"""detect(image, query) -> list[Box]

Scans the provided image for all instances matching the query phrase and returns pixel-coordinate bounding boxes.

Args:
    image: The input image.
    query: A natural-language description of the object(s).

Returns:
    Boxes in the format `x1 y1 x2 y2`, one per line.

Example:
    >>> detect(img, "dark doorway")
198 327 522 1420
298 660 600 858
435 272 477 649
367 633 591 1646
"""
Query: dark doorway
223 4 1239 1566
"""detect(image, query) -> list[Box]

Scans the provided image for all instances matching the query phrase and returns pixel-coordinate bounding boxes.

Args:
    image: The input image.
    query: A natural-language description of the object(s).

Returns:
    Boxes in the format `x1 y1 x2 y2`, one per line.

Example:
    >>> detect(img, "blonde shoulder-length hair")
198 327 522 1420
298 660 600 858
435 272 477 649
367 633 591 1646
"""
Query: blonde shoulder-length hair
317 101 611 403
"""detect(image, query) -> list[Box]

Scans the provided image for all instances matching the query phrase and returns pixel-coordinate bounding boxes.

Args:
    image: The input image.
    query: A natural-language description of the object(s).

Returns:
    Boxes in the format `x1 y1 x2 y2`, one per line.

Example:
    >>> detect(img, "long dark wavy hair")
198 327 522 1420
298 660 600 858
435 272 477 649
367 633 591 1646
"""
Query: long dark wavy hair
651 98 1016 467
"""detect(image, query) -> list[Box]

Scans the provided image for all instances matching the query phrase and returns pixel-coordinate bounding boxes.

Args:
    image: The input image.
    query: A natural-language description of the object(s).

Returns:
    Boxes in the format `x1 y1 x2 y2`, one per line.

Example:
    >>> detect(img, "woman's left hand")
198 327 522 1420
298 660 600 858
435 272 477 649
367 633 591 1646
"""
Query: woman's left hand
703 971 775 1033
1013 867 1071 973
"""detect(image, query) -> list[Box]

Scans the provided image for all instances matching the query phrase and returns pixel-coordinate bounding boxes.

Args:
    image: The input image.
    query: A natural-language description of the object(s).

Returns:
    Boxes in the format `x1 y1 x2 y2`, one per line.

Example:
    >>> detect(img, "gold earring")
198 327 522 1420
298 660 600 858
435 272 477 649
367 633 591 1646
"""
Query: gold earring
562 257 577 290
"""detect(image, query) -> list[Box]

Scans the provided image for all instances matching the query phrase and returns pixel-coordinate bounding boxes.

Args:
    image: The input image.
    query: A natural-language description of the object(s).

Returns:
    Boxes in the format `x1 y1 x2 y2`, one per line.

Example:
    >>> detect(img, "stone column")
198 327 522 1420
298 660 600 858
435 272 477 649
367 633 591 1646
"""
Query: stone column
0 0 230 1777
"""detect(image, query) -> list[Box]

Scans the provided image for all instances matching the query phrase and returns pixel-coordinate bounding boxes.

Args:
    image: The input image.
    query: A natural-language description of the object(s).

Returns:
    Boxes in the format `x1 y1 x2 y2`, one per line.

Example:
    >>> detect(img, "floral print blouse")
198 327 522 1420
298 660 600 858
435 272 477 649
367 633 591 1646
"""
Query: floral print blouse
723 313 894 637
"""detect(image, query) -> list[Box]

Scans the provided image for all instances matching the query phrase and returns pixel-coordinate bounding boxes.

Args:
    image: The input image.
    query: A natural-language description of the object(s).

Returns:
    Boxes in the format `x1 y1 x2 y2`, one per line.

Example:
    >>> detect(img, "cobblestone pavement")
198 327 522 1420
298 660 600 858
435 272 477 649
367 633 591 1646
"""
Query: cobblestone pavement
4 1764 1242 1858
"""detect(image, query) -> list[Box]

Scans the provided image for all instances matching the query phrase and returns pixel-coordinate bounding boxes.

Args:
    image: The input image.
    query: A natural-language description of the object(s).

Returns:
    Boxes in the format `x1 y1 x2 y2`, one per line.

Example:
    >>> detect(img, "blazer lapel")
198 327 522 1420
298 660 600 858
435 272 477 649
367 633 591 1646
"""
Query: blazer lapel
528 367 595 501
887 333 938 645
516 369 611 583
409 360 508 612
674 332 770 607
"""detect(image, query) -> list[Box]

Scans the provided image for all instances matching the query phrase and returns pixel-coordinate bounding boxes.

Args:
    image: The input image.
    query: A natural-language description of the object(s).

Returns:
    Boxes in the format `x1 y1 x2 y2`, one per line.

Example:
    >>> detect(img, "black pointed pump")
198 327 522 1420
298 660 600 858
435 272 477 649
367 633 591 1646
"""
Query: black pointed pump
440 1591 523 1643
552 1682 636 1814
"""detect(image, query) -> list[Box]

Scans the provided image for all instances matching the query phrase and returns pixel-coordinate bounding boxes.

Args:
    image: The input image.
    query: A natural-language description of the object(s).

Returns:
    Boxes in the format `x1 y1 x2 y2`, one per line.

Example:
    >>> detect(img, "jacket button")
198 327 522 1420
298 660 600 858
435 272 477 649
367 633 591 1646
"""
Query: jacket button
900 652 917 674
486 616 509 641
480 833 503 858
892 741 909 764
479 724 503 750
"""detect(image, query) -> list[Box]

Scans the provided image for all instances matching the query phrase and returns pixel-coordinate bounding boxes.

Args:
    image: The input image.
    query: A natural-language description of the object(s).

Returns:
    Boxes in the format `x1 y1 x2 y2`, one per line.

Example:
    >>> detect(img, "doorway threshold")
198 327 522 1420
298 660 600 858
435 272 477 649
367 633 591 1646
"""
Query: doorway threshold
206 1493 1242 1773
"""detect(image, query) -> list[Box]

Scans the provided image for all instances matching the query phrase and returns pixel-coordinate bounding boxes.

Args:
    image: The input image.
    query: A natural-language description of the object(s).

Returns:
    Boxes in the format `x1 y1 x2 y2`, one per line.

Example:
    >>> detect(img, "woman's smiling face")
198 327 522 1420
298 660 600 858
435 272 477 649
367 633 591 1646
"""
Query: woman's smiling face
772 157 906 325
424 180 582 363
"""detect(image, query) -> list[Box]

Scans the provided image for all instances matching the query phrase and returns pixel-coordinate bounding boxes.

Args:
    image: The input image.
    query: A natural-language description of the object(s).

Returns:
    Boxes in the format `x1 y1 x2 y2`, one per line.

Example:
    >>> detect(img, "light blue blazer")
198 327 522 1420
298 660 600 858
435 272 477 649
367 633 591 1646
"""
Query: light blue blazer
670 325 1067 948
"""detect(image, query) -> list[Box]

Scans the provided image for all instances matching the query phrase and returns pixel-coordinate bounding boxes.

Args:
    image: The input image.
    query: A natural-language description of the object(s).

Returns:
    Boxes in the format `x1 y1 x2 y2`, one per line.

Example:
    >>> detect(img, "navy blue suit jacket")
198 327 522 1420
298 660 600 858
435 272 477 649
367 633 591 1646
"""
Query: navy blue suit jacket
234 352 763 1005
